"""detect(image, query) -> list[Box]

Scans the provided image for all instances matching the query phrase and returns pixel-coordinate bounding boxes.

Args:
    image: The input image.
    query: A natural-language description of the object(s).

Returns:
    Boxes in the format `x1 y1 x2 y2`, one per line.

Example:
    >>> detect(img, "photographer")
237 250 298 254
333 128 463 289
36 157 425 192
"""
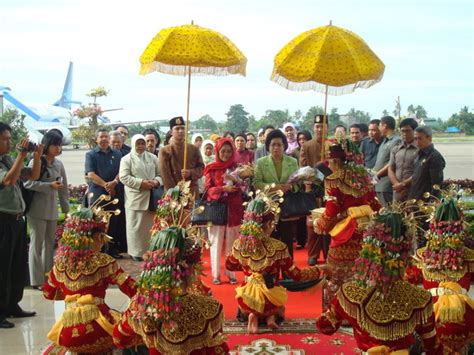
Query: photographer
24 131 69 290
0 122 43 329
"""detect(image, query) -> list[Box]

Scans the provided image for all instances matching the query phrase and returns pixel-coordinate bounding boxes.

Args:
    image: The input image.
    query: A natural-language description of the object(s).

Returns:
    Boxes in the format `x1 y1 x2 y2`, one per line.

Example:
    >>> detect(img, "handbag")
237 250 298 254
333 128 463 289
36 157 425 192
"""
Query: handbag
191 190 227 226
148 186 164 211
280 191 319 219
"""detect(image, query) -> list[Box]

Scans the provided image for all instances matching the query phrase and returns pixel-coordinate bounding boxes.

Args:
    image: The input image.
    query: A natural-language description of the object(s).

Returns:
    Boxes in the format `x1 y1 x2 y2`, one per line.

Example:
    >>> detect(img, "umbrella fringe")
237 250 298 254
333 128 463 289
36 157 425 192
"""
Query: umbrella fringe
140 62 246 77
270 73 382 96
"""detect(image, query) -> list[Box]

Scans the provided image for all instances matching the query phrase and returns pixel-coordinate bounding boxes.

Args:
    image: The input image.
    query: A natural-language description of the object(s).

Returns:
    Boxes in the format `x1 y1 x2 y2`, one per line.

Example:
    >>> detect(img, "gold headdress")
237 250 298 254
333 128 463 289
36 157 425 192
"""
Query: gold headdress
59 194 120 251
416 185 474 282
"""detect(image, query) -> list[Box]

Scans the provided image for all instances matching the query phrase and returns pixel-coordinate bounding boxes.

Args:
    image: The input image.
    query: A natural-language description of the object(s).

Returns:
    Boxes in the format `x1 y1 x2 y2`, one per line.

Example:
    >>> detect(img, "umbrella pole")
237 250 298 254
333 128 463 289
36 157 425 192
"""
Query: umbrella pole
320 84 329 159
183 65 192 171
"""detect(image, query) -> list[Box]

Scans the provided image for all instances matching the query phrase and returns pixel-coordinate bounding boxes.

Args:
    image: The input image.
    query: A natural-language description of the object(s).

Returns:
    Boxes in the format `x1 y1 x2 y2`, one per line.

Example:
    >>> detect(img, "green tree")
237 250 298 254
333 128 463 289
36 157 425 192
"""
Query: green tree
328 107 342 130
0 108 28 146
261 109 291 129
447 106 474 135
407 104 427 119
346 108 371 124
292 109 303 126
73 86 111 146
225 104 249 133
393 97 401 119
192 114 218 131
382 109 389 116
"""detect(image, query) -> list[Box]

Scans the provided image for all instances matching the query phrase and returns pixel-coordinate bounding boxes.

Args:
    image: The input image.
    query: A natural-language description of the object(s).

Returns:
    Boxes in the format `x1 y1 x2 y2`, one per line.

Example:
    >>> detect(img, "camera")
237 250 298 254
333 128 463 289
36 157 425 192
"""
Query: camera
16 141 37 153
27 141 37 152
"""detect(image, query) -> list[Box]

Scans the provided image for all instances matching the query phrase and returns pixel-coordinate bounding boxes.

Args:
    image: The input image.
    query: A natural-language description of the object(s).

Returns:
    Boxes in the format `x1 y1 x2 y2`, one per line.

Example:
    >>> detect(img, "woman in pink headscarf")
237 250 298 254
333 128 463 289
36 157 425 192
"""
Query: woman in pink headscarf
204 138 245 285
283 123 298 154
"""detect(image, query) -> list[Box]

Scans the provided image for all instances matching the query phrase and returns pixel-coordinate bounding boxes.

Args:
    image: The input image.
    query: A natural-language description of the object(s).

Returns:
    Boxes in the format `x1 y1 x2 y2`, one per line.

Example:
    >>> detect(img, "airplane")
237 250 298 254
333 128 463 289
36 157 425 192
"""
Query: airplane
0 62 113 145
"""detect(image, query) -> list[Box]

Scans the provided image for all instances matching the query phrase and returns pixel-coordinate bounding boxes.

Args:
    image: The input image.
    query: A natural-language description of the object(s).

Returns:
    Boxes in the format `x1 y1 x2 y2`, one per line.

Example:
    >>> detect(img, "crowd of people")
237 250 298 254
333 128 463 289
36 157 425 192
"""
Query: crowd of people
1 110 472 354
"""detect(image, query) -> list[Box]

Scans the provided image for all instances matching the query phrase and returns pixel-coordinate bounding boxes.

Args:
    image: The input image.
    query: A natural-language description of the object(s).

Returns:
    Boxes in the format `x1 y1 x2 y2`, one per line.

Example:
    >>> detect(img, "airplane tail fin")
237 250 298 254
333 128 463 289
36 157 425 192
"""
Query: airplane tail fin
54 62 81 109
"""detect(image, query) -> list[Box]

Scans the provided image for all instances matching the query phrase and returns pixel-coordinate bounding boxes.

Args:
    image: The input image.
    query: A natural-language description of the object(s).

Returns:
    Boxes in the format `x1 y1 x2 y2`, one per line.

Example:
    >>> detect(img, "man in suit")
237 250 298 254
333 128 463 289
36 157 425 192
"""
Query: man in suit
159 117 204 198
299 115 326 168
299 114 330 265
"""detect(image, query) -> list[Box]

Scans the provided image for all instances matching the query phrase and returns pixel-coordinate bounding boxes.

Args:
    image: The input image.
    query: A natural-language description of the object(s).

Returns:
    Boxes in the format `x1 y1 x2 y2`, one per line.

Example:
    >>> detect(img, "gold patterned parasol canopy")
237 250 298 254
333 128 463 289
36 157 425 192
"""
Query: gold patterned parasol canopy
139 24 247 76
271 23 385 96
139 23 246 169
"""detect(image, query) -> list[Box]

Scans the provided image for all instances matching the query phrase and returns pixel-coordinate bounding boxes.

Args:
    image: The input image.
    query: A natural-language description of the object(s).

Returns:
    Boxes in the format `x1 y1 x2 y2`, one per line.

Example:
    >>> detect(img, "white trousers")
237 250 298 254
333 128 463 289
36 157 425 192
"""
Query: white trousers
28 216 57 286
126 210 154 258
208 224 239 280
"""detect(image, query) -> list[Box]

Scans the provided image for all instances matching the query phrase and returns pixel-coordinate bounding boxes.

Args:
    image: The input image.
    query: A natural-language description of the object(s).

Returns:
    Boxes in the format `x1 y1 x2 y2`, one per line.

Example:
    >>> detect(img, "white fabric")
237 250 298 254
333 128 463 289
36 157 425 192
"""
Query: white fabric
28 216 57 286
120 144 162 211
126 209 154 258
208 224 239 280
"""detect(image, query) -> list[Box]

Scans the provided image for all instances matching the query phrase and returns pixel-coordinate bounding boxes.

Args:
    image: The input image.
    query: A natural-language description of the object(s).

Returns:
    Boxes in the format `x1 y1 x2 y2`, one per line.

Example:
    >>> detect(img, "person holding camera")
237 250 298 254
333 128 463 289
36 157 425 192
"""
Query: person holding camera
0 122 43 329
24 131 69 289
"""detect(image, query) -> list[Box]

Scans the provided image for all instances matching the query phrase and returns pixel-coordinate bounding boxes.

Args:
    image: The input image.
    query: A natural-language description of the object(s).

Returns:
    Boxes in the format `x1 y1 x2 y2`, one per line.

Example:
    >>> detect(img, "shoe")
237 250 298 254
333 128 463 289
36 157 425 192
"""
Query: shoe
7 305 36 318
0 319 14 329
212 279 221 285
308 257 317 266
109 252 123 259
296 244 304 250
131 256 143 262
229 278 238 285
32 286 43 291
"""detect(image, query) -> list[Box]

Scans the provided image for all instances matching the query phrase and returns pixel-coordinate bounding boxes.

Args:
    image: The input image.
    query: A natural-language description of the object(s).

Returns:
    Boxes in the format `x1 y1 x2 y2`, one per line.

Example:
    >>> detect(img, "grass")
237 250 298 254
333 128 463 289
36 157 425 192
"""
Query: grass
432 135 474 143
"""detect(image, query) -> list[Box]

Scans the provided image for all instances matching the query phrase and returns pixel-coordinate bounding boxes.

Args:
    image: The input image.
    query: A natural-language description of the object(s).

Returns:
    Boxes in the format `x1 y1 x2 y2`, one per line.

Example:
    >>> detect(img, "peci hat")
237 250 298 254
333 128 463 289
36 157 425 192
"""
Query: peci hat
169 116 185 129
314 114 328 125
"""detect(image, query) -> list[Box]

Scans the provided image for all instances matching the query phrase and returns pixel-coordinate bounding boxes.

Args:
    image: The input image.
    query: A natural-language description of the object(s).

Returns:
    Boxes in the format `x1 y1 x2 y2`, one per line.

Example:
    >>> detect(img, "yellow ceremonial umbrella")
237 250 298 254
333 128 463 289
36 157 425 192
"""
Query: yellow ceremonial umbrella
140 22 247 167
271 22 385 155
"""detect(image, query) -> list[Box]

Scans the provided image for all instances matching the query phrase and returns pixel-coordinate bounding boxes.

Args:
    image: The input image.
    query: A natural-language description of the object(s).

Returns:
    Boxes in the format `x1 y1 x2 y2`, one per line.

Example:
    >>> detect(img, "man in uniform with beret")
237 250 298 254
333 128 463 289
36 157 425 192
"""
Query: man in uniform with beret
299 114 330 266
159 117 204 198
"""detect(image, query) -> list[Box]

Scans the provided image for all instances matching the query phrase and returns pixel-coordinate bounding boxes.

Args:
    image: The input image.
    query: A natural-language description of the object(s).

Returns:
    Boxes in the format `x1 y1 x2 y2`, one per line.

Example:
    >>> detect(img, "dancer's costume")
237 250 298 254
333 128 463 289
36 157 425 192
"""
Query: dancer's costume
413 186 474 354
317 204 442 354
43 196 136 354
314 137 380 306
151 181 211 296
226 187 324 317
113 187 228 355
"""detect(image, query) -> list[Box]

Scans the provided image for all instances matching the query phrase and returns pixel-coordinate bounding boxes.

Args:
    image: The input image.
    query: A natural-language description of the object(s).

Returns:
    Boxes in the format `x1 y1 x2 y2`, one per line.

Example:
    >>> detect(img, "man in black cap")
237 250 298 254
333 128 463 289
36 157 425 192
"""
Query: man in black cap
299 114 330 266
158 117 204 198
300 114 325 169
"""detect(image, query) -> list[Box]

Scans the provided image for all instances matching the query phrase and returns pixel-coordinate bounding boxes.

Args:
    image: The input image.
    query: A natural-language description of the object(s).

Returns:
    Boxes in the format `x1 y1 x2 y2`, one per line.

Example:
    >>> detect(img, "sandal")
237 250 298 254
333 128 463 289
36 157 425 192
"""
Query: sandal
229 278 238 285
212 279 221 285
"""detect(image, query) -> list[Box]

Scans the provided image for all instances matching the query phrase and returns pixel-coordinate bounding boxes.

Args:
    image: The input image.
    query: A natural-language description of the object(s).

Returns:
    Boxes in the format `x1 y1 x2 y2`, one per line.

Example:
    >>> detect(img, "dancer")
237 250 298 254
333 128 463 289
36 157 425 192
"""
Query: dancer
42 195 136 354
314 135 380 308
317 203 442 354
113 226 228 354
413 185 474 354
226 186 325 334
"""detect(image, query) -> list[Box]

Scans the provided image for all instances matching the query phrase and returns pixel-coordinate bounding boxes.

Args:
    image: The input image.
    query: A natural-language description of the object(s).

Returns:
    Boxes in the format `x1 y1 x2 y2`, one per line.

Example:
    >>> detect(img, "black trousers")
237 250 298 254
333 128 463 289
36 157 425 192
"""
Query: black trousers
272 220 295 259
0 216 27 318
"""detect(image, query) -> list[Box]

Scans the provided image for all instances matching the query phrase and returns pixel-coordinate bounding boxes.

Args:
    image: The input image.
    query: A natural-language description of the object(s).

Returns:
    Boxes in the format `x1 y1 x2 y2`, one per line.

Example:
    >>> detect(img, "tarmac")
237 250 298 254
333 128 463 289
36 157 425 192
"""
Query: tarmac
61 142 474 186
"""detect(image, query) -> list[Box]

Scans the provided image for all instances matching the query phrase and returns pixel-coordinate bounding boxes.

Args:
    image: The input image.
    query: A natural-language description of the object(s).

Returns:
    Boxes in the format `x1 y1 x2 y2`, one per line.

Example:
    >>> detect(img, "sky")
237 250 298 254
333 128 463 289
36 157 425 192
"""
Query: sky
1 0 473 125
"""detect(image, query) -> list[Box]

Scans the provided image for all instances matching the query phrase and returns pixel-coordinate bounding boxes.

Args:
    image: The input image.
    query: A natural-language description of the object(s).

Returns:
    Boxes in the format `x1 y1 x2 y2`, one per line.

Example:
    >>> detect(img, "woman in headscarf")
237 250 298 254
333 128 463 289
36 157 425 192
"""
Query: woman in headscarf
204 137 244 285
198 139 215 194
200 139 215 166
119 134 162 261
283 122 298 154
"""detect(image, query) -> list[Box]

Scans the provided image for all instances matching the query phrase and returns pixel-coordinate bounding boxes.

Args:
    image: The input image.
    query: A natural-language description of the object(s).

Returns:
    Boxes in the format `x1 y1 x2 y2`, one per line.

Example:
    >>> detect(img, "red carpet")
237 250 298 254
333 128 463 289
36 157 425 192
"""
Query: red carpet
227 331 359 354
200 244 324 320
